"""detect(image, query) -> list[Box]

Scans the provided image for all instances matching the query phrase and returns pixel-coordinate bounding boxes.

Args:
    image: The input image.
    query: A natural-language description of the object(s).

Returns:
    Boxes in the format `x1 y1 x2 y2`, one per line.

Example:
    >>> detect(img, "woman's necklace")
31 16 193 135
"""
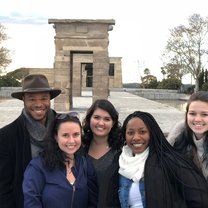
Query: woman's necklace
66 158 76 185
66 158 74 175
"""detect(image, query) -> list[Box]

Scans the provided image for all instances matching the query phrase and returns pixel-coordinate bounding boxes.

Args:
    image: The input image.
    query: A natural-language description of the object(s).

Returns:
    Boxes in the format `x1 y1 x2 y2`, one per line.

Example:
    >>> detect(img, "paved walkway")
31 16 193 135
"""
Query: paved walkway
0 90 185 135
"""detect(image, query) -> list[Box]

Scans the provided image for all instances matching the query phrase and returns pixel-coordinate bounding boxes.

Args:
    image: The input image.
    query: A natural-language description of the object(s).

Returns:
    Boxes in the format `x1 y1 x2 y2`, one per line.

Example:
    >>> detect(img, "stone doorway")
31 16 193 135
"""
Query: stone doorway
48 19 115 110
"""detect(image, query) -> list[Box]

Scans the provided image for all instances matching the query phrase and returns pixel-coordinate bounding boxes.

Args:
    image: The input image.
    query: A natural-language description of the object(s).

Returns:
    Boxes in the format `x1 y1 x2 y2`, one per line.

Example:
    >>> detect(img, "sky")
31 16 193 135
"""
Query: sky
0 0 208 84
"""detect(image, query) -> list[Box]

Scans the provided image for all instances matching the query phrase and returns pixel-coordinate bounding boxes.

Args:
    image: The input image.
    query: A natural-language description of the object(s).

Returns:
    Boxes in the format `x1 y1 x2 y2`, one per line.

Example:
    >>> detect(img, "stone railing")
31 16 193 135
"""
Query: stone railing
0 87 21 98
124 88 187 100
1 87 188 101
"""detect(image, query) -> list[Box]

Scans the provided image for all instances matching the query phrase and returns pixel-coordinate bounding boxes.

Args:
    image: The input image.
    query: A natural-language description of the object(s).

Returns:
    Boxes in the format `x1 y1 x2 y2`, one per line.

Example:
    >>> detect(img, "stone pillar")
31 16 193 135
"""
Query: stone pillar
92 51 109 102
48 19 115 110
109 57 122 88
73 54 82 96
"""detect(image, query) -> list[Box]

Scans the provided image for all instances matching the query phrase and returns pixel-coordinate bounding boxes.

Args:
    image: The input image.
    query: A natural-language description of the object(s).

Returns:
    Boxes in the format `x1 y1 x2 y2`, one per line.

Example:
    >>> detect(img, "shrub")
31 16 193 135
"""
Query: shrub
202 83 208 91
0 75 21 87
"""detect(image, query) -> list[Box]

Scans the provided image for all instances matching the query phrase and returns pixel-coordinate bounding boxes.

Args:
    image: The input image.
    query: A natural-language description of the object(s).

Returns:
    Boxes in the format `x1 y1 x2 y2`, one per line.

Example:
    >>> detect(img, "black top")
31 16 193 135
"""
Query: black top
88 149 121 208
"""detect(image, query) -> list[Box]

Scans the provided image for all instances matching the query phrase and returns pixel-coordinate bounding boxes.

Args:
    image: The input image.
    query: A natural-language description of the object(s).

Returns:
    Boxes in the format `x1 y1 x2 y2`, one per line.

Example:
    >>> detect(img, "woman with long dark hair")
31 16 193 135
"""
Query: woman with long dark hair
119 111 208 208
82 99 123 208
23 112 98 208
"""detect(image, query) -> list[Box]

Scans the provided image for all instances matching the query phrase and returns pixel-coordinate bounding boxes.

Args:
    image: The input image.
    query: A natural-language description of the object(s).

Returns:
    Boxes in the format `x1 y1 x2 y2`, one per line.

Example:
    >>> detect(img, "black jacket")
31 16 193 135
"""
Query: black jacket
0 110 57 208
145 152 208 207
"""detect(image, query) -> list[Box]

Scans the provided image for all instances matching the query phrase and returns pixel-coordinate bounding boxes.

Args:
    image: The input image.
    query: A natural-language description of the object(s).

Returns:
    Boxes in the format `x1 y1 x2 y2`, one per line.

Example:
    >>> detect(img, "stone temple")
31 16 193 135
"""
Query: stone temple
14 19 123 111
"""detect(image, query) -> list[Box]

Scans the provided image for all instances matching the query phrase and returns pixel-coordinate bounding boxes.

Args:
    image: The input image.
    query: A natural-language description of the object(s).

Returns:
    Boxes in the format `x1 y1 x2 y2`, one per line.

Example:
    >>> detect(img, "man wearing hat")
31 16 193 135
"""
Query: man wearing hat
0 74 61 208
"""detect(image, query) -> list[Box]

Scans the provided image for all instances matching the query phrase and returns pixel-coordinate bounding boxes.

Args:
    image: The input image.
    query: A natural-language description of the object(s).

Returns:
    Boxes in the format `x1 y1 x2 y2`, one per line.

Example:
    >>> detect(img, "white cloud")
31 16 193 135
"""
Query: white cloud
3 24 55 70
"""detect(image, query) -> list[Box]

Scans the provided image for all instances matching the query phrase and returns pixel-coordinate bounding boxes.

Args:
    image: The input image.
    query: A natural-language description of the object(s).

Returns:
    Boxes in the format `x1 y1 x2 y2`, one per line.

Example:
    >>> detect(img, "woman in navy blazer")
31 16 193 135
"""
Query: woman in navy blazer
23 113 98 208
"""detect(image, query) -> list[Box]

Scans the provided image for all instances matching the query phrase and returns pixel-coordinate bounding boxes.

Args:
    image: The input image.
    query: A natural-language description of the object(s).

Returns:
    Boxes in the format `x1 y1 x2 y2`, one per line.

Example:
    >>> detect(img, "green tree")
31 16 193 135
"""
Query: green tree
198 68 204 90
0 23 11 73
0 75 21 87
144 68 150 76
148 79 158 89
160 67 166 79
205 69 208 83
141 75 157 88
202 82 208 90
162 13 208 92
158 78 182 90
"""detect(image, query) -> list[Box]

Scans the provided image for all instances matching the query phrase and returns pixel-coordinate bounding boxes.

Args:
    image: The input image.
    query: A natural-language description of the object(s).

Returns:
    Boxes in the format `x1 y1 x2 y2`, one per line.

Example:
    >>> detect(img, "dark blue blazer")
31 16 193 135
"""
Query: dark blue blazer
23 155 98 208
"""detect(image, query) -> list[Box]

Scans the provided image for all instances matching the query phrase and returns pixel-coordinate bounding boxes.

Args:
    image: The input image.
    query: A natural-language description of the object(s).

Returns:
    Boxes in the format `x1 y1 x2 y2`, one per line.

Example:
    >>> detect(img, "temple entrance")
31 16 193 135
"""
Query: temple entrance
49 19 115 110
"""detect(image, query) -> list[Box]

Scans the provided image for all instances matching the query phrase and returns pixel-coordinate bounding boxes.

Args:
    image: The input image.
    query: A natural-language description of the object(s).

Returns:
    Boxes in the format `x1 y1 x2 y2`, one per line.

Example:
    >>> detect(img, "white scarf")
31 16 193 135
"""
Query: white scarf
119 145 149 182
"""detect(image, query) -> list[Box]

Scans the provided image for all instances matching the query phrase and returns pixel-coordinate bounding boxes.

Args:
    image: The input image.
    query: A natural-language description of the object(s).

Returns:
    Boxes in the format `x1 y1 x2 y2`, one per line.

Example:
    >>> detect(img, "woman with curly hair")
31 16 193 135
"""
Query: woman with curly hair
167 91 208 181
119 111 208 208
82 99 123 208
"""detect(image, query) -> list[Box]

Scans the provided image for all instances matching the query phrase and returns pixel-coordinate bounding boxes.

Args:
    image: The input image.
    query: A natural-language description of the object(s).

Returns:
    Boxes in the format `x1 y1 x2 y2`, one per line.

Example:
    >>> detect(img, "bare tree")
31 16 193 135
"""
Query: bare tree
163 13 208 91
0 23 11 74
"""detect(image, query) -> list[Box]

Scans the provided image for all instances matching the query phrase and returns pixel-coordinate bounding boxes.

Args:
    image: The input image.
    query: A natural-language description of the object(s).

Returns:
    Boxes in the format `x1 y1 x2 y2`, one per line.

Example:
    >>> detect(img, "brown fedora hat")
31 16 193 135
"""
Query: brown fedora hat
11 74 61 100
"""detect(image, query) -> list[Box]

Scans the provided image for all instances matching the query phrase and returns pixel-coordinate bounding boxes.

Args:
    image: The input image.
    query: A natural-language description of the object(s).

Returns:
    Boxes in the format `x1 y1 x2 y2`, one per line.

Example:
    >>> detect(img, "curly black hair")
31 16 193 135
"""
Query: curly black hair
82 99 122 152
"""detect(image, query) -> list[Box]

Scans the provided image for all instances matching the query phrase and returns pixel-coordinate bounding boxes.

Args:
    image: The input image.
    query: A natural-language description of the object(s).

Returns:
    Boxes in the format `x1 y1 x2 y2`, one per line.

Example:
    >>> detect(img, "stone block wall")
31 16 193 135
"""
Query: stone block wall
109 57 122 88
49 19 116 110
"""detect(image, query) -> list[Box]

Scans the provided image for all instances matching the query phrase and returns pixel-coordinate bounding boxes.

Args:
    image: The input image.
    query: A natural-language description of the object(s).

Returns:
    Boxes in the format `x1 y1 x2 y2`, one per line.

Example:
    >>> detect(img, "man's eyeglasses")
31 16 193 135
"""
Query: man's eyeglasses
56 112 80 120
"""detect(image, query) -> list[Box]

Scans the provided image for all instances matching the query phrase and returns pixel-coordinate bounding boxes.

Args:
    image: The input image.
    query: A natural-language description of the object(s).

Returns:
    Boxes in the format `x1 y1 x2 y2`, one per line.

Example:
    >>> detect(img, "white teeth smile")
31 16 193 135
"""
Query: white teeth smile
96 127 104 130
193 123 204 126
132 143 143 147
34 110 43 112
66 145 75 148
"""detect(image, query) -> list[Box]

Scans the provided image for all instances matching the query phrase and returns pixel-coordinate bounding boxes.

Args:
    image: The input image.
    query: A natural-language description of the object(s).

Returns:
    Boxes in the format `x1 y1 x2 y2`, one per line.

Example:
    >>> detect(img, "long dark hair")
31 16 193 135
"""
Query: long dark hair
82 99 122 152
122 111 178 157
174 91 208 167
121 111 208 206
122 111 204 184
41 114 83 170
